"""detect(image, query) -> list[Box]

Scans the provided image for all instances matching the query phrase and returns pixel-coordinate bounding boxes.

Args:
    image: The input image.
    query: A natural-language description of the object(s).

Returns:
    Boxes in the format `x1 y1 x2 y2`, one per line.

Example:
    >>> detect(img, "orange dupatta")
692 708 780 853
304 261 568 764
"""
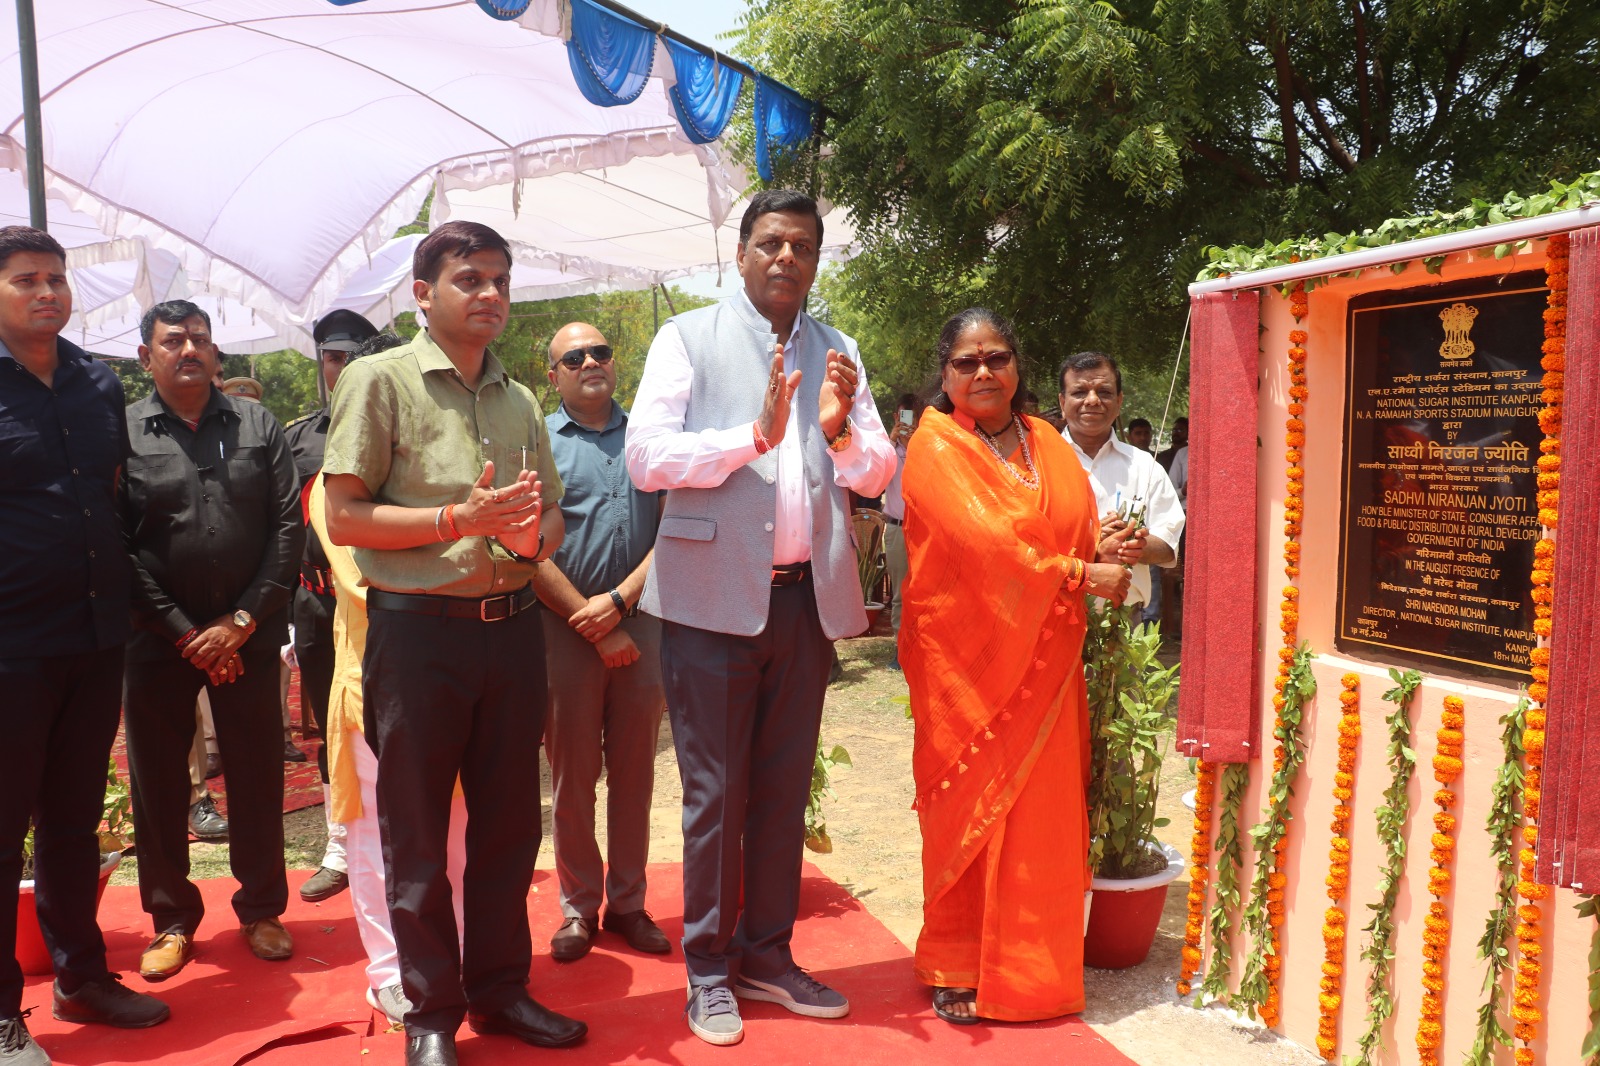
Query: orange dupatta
900 410 1098 905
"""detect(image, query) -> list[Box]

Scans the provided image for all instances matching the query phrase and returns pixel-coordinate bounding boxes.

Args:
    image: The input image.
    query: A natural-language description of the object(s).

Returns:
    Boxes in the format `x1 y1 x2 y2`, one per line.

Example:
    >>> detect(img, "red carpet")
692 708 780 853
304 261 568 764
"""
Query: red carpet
109 667 328 828
21 865 1137 1066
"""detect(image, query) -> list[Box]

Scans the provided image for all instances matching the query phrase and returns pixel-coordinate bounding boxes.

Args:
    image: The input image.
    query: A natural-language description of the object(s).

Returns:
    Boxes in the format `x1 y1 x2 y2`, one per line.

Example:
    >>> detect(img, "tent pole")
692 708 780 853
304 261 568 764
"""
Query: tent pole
652 284 659 333
15 0 47 230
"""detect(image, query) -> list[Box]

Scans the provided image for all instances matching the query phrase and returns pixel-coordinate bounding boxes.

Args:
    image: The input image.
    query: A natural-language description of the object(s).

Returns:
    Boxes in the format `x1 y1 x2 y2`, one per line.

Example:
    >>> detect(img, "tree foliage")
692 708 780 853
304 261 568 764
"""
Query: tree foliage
102 284 714 425
734 0 1600 407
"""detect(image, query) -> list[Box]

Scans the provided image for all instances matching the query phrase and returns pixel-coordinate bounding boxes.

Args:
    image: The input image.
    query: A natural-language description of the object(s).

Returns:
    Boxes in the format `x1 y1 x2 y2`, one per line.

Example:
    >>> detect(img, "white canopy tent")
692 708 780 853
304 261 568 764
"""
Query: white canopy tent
0 0 853 345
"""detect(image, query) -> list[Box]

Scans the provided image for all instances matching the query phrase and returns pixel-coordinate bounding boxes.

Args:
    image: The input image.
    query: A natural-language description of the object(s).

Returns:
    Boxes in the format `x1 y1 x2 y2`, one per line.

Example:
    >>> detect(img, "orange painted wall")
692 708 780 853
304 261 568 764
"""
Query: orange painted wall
1238 239 1587 1063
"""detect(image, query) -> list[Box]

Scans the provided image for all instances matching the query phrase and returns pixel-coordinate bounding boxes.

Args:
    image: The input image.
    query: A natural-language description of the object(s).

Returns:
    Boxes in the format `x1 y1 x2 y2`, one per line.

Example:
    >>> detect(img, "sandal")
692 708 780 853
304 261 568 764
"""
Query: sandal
932 986 981 1026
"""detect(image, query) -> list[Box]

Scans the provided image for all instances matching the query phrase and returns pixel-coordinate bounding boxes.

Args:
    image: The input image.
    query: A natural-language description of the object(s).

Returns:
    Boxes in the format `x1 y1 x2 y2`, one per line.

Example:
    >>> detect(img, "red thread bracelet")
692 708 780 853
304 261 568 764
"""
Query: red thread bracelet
443 503 463 540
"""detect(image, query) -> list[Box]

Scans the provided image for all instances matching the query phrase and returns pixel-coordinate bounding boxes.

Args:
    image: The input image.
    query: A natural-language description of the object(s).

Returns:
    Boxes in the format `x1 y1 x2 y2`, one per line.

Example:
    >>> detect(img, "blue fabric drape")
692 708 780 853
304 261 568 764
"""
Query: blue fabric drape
566 0 656 108
664 38 745 144
326 0 530 12
474 0 533 18
754 75 816 181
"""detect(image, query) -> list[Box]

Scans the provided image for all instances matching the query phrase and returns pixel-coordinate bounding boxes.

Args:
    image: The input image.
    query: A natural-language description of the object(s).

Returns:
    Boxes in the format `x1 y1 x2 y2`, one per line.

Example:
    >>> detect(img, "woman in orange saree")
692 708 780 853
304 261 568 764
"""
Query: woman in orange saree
901 308 1128 1024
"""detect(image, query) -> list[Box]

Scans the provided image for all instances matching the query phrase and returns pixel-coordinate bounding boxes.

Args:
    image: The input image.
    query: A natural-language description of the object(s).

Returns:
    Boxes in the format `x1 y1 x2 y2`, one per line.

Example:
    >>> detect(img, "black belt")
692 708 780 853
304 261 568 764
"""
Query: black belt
368 585 537 622
883 516 902 526
771 562 811 587
299 563 335 597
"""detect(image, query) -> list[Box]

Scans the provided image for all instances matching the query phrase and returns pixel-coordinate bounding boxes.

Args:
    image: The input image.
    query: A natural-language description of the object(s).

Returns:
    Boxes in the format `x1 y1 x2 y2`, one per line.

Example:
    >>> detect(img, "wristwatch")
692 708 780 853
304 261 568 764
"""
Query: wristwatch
232 609 254 630
826 418 854 453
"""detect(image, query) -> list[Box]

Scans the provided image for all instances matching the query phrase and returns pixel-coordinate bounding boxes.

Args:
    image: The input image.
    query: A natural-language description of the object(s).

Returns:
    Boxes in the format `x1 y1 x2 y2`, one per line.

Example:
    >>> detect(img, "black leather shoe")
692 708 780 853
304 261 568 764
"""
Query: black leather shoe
466 996 586 1048
602 909 671 954
549 916 596 962
283 738 308 763
404 1032 457 1066
52 975 170 1028
188 796 228 841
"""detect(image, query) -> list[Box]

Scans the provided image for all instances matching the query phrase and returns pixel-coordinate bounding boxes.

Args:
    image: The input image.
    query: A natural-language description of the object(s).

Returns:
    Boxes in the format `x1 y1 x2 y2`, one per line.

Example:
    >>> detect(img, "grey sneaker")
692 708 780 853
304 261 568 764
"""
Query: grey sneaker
685 985 743 1046
365 983 411 1027
0 1010 49 1066
734 967 849 1019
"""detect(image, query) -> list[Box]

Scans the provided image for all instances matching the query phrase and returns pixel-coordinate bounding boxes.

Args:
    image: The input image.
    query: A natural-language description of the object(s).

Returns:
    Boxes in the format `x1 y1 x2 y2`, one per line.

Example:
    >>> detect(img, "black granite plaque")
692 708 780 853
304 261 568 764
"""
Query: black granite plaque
1336 273 1545 681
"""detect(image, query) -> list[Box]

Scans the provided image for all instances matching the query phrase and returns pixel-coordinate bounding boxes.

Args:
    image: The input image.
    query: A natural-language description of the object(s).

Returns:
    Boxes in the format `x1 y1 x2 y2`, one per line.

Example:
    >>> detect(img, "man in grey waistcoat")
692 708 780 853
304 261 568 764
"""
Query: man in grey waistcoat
625 189 895 1046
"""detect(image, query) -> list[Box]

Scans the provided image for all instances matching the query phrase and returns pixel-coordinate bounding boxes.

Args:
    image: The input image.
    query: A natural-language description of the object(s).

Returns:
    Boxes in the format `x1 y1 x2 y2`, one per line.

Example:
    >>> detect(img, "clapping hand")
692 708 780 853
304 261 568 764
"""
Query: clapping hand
458 461 541 538
819 348 857 437
757 343 803 446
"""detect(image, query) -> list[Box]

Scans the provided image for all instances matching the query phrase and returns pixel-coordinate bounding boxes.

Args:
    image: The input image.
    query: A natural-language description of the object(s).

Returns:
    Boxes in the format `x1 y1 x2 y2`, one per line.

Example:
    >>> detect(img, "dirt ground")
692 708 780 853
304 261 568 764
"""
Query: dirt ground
116 631 1321 1066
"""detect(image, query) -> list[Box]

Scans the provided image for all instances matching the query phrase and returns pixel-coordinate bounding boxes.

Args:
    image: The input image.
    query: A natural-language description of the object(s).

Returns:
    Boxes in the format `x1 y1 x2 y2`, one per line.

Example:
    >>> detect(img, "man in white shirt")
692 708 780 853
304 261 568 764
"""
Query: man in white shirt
626 190 895 1047
882 393 917 670
1058 351 1185 613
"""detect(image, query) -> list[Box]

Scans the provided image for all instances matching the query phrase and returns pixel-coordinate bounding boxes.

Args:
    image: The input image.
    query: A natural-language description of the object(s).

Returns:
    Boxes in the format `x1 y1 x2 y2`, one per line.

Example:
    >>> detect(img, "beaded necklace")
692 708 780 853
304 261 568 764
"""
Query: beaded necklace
974 414 1039 490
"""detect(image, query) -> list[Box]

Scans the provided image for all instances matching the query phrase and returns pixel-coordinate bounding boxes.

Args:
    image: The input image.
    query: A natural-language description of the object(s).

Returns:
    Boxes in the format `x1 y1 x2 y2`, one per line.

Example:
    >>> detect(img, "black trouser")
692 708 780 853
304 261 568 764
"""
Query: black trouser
123 638 288 935
661 578 833 987
364 603 547 1037
0 646 124 1015
291 584 335 781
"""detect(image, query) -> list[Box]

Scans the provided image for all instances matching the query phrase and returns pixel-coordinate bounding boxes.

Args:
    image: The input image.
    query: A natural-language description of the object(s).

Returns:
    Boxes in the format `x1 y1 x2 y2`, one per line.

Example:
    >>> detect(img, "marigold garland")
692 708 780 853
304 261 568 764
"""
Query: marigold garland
1508 232 1566 1066
1416 695 1465 1065
1237 288 1313 1028
1315 673 1362 1060
1178 760 1217 996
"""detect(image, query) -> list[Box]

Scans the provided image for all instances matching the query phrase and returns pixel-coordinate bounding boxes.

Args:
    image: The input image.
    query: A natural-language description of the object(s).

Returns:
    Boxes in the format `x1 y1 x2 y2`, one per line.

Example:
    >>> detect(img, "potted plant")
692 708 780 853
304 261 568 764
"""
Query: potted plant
1082 600 1182 969
15 758 133 975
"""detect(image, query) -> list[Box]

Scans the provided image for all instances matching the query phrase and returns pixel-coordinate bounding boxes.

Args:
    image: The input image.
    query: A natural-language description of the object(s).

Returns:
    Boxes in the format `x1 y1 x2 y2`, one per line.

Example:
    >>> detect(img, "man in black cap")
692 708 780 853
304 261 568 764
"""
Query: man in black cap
285 309 378 903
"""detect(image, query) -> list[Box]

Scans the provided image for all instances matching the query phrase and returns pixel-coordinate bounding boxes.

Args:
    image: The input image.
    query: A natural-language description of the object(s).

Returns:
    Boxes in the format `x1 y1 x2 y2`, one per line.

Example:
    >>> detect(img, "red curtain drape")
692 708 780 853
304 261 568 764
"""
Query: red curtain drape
1175 290 1261 765
1538 225 1600 890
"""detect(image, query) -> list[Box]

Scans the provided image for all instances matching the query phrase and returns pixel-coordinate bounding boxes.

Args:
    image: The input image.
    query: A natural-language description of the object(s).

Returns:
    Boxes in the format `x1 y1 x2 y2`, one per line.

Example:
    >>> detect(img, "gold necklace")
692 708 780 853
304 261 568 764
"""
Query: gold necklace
974 415 1039 490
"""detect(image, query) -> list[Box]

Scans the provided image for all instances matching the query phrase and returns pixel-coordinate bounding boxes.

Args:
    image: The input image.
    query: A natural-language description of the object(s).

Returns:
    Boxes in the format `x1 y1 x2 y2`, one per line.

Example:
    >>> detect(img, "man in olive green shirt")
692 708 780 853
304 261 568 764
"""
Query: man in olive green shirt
323 221 583 1066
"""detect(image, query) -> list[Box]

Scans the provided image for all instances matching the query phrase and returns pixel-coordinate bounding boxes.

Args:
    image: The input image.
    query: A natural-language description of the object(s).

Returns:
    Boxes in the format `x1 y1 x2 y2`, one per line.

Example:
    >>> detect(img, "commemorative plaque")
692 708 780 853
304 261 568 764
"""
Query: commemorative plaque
1336 273 1545 681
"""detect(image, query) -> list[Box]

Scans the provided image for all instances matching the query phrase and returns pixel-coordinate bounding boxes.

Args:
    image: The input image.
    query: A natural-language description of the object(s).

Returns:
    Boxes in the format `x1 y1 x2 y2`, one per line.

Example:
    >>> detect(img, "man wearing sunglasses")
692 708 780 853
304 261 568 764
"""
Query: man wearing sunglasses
626 189 896 1046
530 323 668 964
284 309 378 905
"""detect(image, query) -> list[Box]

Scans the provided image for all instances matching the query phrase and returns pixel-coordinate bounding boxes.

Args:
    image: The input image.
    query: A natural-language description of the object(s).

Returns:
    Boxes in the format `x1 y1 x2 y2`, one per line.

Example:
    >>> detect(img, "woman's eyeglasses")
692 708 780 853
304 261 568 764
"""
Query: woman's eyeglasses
557 344 614 369
946 351 1015 375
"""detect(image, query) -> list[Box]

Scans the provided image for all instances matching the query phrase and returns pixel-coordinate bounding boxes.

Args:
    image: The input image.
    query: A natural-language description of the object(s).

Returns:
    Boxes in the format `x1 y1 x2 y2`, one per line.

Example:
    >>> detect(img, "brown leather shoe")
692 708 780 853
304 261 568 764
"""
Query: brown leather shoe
138 932 192 981
241 918 293 961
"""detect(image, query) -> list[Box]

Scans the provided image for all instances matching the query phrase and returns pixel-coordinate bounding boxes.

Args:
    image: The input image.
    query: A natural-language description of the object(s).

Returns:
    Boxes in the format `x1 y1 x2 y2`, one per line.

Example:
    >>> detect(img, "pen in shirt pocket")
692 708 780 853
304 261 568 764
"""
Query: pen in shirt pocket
218 442 224 461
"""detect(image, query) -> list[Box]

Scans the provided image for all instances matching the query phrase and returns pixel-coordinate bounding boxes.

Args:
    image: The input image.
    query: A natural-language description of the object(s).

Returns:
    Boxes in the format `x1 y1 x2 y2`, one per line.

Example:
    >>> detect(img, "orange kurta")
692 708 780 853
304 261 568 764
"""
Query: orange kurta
900 409 1097 1021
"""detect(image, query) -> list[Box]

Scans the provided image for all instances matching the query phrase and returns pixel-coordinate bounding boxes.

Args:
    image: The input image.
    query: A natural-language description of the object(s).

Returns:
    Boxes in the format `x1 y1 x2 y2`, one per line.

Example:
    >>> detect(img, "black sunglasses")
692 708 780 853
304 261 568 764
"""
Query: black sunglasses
557 344 614 369
946 351 1015 376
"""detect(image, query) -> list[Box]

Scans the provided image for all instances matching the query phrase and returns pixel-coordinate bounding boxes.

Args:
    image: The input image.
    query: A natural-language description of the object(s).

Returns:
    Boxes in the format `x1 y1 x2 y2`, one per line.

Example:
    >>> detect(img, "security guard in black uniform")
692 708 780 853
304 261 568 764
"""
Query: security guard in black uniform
285 309 378 903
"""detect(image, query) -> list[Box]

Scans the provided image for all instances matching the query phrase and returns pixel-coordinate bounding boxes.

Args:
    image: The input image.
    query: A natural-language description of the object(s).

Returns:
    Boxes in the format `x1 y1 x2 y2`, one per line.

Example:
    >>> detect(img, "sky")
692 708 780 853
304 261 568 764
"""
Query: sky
629 0 751 52
622 0 760 299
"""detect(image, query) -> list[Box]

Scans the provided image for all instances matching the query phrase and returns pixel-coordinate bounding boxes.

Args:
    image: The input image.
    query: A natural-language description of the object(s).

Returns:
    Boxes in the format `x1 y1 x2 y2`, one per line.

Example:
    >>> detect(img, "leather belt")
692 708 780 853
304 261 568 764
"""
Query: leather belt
771 562 811 587
368 585 537 622
299 563 336 597
883 516 902 526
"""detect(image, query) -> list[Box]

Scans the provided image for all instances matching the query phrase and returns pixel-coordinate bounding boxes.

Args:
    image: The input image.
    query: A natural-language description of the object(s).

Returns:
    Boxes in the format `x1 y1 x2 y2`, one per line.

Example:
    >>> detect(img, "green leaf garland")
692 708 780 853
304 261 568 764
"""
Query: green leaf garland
1235 642 1315 1023
1199 762 1250 1004
1348 668 1422 1065
1466 697 1526 1066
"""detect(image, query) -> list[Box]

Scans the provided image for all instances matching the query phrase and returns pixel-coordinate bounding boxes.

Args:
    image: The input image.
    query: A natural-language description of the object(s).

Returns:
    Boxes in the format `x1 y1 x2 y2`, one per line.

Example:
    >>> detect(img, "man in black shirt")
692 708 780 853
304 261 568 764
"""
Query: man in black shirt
120 300 303 981
0 226 169 1065
284 309 377 904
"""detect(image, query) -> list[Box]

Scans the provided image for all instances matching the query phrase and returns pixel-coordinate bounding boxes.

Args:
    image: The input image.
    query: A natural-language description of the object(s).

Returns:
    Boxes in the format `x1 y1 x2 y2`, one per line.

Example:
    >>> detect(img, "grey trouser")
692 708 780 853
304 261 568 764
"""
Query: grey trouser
541 610 665 922
662 579 832 987
884 520 908 633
